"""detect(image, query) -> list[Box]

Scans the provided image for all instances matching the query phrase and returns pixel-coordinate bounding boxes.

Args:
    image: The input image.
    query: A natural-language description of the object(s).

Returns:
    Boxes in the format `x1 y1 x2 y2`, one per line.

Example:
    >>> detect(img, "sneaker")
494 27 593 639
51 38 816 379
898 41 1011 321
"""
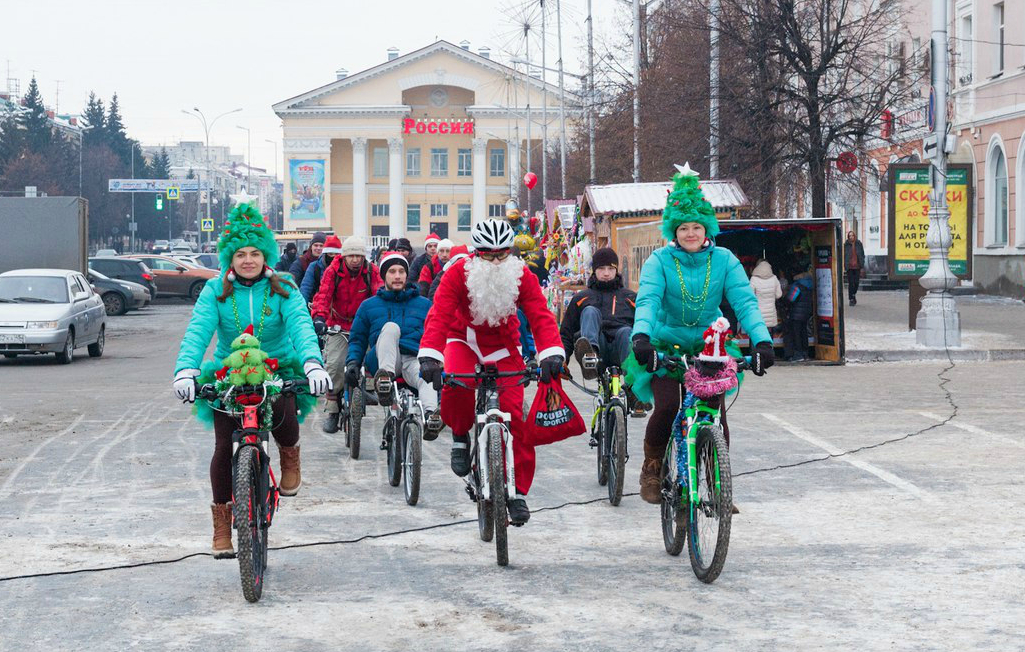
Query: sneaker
373 369 394 396
321 411 340 434
508 498 530 525
450 438 471 476
574 337 599 381
424 410 444 440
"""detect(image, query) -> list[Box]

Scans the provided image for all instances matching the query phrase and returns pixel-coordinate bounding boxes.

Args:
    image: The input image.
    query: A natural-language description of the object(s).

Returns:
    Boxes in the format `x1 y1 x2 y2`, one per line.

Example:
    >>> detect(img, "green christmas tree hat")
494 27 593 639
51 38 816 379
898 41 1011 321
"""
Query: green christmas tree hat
661 162 719 242
217 191 279 271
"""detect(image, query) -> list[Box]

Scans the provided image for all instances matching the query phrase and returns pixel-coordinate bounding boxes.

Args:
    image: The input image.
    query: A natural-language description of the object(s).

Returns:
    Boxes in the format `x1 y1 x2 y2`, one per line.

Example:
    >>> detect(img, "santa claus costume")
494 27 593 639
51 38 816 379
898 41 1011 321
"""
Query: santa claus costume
418 237 563 503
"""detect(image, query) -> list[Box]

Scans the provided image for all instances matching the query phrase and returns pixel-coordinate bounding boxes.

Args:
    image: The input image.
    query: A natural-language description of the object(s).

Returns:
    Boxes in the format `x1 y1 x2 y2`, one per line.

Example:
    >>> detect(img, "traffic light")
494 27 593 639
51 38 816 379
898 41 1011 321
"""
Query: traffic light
155 195 164 211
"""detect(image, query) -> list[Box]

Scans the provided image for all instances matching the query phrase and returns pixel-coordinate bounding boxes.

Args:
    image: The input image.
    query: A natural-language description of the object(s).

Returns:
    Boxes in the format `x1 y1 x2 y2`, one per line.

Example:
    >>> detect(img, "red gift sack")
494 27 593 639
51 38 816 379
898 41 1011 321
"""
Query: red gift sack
525 379 586 446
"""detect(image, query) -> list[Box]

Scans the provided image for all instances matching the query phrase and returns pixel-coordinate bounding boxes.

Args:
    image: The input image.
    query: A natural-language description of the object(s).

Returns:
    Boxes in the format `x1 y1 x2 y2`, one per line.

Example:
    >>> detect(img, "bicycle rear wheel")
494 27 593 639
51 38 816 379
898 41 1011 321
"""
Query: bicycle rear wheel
606 403 628 506
687 425 732 583
233 446 266 602
402 418 422 506
595 407 608 486
347 385 363 460
488 424 509 567
385 417 402 487
660 435 686 556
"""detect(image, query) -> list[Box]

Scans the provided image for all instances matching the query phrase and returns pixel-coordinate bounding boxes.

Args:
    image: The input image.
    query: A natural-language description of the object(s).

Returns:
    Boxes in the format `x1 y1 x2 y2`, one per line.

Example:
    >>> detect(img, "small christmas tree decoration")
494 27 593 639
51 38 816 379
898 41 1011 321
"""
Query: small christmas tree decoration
220 325 278 387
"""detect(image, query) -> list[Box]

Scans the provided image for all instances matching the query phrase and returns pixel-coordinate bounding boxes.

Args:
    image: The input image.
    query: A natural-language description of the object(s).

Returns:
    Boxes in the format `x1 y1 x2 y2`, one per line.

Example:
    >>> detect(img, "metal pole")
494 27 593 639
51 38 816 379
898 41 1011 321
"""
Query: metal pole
709 0 720 178
541 0 549 203
632 0 641 182
205 123 212 249
587 0 596 184
130 149 136 253
557 0 567 198
525 31 533 214
78 130 83 198
915 0 960 346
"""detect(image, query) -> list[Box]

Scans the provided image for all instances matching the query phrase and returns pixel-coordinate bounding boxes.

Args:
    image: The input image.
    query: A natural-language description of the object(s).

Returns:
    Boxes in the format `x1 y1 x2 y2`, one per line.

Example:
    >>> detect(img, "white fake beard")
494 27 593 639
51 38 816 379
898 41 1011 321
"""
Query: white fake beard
465 256 524 327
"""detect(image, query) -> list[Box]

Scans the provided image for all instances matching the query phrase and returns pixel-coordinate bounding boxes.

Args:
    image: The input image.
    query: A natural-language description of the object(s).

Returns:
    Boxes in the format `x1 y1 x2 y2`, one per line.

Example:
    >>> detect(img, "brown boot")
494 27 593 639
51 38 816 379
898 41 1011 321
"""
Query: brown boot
210 503 235 559
278 445 302 496
639 442 664 504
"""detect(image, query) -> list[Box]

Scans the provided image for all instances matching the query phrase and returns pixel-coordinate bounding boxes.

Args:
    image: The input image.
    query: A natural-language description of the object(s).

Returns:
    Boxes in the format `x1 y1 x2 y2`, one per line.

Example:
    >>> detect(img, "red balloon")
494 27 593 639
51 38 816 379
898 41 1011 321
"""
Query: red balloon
523 172 538 190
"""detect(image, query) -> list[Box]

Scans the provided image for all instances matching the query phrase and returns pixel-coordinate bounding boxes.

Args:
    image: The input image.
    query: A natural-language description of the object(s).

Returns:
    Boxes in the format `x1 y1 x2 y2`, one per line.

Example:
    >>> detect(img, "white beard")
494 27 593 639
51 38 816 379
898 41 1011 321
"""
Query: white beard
465 256 524 327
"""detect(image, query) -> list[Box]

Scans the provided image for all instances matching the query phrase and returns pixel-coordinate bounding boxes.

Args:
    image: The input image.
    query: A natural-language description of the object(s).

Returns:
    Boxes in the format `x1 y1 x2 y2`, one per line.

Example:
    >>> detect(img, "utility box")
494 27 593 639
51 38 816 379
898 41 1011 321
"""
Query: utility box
0 197 89 275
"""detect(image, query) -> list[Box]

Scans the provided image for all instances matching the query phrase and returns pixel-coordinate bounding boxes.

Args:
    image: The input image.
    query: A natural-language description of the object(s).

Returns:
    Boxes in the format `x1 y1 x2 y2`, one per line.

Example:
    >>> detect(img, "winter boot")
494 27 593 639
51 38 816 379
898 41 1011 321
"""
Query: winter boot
451 435 471 477
424 409 444 441
210 503 235 559
277 445 302 496
639 441 664 504
322 411 340 434
373 369 394 397
508 498 530 526
574 337 599 380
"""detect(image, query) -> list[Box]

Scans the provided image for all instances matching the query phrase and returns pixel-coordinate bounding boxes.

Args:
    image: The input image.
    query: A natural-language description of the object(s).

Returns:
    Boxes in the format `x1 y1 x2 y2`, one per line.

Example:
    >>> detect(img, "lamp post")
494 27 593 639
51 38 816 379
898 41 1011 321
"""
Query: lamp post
237 125 252 191
182 107 242 247
77 124 93 199
265 139 279 229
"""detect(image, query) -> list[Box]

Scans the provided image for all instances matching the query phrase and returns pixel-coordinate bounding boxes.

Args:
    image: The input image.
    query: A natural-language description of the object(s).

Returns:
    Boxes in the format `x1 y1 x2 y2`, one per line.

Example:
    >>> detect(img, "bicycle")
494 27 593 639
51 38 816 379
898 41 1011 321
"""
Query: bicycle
655 353 751 584
376 373 425 506
444 365 537 567
196 378 307 602
586 359 630 506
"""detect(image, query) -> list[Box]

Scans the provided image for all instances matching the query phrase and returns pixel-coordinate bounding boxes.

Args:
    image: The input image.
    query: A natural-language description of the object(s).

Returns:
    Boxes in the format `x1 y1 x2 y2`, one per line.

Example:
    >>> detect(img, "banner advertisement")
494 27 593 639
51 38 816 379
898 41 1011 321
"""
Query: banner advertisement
889 164 971 277
289 159 325 220
814 245 836 346
108 179 205 192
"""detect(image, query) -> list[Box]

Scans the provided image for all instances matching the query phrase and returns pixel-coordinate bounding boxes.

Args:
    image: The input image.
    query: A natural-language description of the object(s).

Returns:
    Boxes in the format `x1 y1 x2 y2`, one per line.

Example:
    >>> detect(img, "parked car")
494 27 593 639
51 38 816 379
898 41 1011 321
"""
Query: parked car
88 257 158 299
86 269 150 316
0 269 106 363
94 248 119 257
169 252 219 270
151 240 171 254
122 254 217 300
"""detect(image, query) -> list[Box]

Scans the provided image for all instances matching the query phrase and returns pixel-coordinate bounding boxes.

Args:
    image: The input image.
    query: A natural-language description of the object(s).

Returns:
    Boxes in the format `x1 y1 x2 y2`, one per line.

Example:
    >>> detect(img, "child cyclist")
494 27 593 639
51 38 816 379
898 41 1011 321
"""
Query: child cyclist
172 199 331 558
627 164 774 506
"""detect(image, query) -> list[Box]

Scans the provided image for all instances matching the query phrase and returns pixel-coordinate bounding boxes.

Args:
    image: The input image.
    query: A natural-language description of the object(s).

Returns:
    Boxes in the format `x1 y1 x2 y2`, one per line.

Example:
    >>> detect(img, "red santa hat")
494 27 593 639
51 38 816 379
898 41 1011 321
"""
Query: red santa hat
443 244 470 271
424 233 441 246
698 317 732 362
322 235 343 255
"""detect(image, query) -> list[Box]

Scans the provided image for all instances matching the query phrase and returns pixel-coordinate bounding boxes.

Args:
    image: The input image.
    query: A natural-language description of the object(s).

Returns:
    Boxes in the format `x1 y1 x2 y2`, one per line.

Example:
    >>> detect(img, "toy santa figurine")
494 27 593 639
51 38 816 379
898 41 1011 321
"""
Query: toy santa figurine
698 317 733 363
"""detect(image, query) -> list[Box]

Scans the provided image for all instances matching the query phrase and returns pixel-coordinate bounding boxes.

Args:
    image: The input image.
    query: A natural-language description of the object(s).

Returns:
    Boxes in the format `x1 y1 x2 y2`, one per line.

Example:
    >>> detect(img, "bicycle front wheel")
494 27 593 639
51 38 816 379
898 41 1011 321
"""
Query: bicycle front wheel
488 425 509 567
402 418 422 506
347 385 363 460
687 424 733 583
385 417 402 487
595 407 608 486
606 403 628 506
660 435 686 556
233 446 266 602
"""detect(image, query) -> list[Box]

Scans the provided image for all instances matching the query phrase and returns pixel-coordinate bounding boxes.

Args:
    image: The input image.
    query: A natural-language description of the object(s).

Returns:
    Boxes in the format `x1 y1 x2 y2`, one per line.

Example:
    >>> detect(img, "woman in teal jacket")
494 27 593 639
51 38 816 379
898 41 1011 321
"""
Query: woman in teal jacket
171 199 330 558
629 165 775 504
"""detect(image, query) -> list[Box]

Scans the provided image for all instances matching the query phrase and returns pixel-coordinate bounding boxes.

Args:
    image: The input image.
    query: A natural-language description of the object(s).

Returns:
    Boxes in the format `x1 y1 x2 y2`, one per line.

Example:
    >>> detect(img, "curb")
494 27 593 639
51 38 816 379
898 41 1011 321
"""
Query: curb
846 348 1025 362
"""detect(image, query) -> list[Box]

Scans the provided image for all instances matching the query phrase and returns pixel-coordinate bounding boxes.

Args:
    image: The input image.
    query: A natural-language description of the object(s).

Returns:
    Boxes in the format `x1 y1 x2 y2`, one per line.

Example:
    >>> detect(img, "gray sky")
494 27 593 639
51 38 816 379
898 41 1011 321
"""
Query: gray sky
4 0 628 178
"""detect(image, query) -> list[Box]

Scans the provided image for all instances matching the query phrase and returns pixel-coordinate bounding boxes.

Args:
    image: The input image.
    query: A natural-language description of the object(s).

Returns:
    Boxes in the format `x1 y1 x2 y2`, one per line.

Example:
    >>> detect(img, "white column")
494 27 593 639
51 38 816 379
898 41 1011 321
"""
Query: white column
471 137 487 226
351 137 368 239
507 139 521 201
387 137 404 238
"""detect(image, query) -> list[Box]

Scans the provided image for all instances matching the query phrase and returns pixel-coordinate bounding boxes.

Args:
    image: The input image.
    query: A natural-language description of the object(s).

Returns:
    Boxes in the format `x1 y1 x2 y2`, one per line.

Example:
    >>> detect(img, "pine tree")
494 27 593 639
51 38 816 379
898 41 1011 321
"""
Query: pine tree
20 77 52 151
152 146 171 178
0 109 24 177
131 141 151 178
82 92 106 147
106 93 131 163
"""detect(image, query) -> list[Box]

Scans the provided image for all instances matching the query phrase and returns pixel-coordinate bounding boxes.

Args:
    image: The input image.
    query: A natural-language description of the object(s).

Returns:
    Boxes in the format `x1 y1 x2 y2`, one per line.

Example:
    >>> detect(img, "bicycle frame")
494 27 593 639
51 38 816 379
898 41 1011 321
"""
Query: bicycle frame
590 366 626 429
672 395 723 507
473 388 514 503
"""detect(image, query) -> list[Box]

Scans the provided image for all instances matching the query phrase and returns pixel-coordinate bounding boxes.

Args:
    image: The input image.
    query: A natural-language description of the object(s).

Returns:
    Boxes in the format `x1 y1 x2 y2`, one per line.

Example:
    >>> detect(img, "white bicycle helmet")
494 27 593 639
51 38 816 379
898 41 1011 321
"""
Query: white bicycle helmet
471 219 515 250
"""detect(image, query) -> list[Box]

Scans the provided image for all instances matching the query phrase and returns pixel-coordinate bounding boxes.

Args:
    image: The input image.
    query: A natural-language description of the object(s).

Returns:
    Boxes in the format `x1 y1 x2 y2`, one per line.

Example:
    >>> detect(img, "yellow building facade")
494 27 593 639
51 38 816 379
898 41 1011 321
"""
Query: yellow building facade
273 41 578 246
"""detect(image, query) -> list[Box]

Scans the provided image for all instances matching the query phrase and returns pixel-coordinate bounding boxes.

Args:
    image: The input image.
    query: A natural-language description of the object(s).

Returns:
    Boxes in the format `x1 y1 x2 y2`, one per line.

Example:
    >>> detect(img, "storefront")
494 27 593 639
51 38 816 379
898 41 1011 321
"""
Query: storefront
273 40 578 246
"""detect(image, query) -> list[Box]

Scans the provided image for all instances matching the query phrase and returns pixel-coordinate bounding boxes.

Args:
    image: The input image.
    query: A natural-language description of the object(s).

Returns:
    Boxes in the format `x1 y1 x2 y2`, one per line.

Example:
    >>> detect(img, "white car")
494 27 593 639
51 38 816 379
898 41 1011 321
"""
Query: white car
0 269 106 363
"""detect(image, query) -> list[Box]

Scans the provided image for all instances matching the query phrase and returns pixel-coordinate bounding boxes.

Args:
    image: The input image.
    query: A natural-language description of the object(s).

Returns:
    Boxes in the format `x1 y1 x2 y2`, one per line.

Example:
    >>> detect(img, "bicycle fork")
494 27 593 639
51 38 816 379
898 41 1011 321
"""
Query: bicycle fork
474 409 514 502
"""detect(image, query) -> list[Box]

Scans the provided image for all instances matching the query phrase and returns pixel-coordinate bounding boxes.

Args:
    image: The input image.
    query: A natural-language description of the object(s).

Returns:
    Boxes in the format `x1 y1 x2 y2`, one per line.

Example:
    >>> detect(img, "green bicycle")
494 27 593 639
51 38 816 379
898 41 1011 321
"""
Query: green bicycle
587 362 629 506
657 352 751 583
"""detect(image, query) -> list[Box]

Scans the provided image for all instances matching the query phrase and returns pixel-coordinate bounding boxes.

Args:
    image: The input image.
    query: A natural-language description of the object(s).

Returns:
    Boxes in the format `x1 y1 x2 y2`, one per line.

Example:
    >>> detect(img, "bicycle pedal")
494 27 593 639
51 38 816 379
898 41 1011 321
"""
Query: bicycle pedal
510 521 525 528
379 440 388 451
582 354 598 371
588 437 598 448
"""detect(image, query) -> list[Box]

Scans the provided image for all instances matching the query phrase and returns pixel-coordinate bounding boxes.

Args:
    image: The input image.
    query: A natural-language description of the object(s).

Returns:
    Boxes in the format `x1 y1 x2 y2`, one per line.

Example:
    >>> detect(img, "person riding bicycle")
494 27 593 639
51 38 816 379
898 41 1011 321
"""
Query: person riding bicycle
172 200 331 558
310 235 383 433
288 231 326 286
418 219 565 526
628 164 774 505
345 252 442 440
417 238 454 296
299 235 343 303
409 232 440 291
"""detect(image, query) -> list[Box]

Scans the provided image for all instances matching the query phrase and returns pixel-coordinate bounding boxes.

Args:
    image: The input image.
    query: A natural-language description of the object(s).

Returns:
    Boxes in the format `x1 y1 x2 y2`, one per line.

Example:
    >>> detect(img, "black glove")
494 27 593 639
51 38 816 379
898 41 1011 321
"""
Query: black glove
752 341 775 376
344 362 360 389
313 316 327 336
419 358 443 391
539 356 564 384
632 334 657 372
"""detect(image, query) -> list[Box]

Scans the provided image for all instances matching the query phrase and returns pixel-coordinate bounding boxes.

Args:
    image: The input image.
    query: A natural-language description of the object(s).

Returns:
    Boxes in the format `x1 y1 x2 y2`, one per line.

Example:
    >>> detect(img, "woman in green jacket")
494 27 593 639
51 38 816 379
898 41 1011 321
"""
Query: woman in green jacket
629 165 775 504
172 199 330 558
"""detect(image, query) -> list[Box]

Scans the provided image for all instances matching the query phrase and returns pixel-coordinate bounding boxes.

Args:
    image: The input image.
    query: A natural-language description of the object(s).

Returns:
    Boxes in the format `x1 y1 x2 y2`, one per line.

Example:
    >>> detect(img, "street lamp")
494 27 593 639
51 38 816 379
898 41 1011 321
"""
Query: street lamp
182 107 242 247
77 124 94 199
237 125 252 191
264 139 278 181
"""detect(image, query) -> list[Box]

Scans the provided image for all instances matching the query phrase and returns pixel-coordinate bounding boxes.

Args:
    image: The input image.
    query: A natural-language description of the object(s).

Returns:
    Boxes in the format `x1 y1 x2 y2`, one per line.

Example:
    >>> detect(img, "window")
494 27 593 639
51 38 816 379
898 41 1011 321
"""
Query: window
371 204 389 218
406 148 420 176
958 16 974 86
994 3 1005 74
430 203 448 219
430 148 448 177
406 204 421 231
372 147 388 177
457 148 472 176
457 204 471 231
490 148 505 177
990 144 1008 245
488 204 504 218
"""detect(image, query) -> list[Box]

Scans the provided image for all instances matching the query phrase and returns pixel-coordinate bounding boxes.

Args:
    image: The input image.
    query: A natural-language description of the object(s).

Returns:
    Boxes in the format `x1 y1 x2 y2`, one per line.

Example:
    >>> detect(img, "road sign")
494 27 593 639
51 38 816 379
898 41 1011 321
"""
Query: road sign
166 187 180 200
201 218 214 232
923 134 939 160
836 151 858 174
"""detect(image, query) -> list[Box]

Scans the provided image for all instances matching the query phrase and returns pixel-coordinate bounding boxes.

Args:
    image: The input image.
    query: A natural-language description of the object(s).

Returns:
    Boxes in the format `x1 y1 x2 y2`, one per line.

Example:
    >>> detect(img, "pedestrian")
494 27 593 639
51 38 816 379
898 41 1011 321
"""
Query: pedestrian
418 238 453 296
299 235 343 303
783 265 815 362
844 230 865 306
409 232 440 289
288 231 326 286
275 242 298 273
171 200 330 558
749 259 783 336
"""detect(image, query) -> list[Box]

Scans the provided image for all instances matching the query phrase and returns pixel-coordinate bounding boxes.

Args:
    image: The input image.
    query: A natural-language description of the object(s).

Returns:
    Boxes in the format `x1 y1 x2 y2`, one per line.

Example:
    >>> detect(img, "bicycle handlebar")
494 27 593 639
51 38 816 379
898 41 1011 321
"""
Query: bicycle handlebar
442 367 539 389
196 379 309 402
658 353 752 373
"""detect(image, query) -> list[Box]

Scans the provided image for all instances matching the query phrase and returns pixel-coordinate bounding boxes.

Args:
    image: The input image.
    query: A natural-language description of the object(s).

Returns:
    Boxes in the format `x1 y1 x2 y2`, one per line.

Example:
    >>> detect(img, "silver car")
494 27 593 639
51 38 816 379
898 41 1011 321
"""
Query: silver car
0 269 107 363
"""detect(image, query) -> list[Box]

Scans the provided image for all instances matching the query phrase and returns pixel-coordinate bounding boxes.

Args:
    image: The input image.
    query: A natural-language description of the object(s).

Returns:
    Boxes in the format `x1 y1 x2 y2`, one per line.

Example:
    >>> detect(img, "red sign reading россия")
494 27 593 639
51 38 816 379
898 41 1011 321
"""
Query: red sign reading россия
402 118 475 135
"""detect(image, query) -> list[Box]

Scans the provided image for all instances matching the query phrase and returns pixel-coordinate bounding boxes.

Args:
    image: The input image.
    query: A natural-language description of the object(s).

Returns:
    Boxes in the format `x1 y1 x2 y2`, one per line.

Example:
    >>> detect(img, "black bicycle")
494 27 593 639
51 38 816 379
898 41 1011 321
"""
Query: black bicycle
589 364 629 505
376 374 425 506
340 368 366 460
197 379 307 602
444 365 537 567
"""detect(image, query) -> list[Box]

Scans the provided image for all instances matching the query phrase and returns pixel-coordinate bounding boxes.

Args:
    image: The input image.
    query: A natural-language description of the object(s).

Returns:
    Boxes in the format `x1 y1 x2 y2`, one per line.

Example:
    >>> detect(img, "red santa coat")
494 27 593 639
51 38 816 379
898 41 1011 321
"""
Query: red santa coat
419 256 563 364
310 258 383 330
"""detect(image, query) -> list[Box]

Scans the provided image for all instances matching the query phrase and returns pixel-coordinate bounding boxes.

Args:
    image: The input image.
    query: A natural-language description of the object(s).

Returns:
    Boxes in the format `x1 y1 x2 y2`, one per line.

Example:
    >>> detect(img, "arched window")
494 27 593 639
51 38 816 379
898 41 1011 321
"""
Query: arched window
1017 131 1025 247
986 139 1009 246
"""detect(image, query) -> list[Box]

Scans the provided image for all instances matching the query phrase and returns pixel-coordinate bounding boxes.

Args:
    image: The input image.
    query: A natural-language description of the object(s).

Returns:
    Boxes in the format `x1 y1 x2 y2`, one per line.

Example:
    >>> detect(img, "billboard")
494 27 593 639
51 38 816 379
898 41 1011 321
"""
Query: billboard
289 159 325 220
888 164 973 278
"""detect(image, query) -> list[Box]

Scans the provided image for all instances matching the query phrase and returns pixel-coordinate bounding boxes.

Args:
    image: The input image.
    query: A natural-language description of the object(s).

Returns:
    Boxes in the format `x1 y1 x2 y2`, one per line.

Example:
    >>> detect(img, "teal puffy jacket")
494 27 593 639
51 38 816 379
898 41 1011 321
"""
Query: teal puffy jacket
633 242 771 351
174 275 323 376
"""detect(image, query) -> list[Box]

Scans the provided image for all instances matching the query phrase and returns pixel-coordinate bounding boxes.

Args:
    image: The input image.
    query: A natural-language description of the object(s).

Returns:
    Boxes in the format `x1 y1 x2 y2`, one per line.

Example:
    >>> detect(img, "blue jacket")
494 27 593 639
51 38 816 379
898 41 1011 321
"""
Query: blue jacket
633 241 771 351
518 308 536 359
299 254 332 303
346 284 432 372
174 275 323 375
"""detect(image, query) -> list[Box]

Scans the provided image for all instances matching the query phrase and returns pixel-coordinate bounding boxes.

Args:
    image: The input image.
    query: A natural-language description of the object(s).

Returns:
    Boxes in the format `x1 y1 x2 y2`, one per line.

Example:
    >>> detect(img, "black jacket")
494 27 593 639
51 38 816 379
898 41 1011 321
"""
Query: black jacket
409 252 432 295
559 273 637 356
786 273 815 323
844 240 865 270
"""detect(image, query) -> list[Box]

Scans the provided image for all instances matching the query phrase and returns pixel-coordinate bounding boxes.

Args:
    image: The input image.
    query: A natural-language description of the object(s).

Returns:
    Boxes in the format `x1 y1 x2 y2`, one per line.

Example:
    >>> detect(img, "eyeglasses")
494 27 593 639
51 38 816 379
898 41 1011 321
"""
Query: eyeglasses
478 249 511 261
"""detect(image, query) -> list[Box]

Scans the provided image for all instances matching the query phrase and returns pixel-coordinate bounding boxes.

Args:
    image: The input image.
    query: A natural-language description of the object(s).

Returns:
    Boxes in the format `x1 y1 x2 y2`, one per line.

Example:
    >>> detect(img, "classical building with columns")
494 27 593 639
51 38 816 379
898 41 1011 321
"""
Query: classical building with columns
273 40 579 245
